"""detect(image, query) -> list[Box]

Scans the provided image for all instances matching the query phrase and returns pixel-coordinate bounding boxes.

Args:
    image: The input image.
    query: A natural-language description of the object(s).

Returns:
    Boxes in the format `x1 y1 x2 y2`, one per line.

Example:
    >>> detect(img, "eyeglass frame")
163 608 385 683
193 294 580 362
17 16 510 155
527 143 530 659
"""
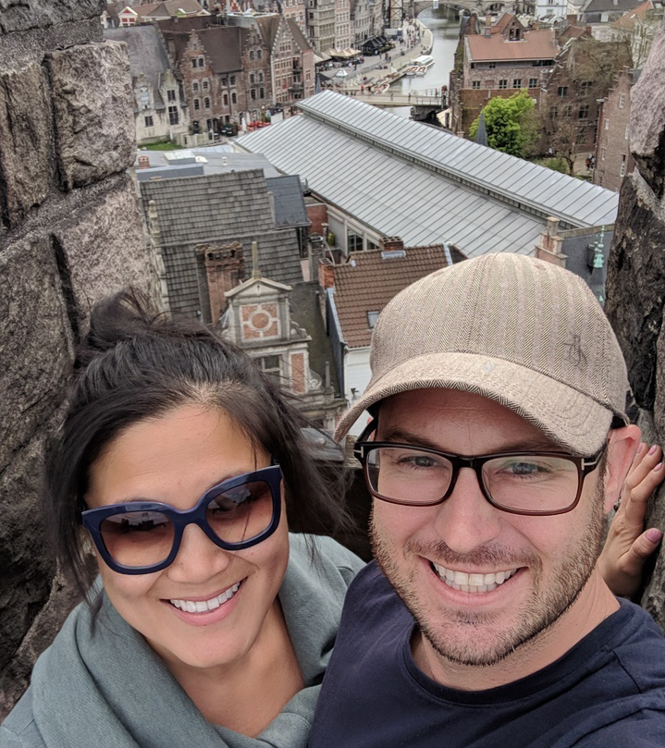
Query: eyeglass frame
81 464 283 575
353 422 606 517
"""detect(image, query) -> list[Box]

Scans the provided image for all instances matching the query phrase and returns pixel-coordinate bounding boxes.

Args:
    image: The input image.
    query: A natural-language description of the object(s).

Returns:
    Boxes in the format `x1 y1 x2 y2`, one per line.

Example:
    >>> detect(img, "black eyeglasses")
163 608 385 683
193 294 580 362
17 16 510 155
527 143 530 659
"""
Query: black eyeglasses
81 465 282 574
354 423 605 516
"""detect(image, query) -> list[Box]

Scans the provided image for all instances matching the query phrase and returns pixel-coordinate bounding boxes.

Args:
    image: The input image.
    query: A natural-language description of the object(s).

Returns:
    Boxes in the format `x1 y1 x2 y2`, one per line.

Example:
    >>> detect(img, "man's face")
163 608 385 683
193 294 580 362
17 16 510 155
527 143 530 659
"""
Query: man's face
370 389 608 672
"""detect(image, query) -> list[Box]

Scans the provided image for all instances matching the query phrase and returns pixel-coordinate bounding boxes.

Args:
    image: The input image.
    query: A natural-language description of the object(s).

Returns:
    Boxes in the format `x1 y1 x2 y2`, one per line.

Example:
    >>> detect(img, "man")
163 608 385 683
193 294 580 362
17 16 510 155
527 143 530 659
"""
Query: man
309 253 665 746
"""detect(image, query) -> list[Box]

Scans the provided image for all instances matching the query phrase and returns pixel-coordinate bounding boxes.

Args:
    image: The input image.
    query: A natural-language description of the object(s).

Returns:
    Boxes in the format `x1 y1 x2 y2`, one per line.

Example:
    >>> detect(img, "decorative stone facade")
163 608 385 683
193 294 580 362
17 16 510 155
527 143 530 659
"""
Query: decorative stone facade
0 0 158 717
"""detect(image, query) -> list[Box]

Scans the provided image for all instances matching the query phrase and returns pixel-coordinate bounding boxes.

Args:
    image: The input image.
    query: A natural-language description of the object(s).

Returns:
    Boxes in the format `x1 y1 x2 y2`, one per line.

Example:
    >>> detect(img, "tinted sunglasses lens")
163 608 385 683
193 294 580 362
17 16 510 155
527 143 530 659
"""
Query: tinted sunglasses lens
206 479 275 544
100 510 175 569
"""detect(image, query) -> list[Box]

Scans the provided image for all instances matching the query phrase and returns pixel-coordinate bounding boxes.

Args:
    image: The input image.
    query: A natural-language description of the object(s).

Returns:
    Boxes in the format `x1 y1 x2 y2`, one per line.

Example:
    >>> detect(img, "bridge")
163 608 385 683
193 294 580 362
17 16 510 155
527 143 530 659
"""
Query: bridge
389 0 519 24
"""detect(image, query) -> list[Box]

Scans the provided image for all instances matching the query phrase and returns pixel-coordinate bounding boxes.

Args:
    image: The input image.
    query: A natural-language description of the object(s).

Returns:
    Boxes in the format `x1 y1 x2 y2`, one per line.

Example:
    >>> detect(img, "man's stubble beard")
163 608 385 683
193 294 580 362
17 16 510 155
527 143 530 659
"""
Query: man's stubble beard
369 485 606 669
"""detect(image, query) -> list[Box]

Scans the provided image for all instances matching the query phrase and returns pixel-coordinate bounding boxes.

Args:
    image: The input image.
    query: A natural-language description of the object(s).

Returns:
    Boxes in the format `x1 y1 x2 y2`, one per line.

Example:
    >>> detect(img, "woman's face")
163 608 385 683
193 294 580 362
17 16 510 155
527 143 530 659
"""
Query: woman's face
85 404 290 673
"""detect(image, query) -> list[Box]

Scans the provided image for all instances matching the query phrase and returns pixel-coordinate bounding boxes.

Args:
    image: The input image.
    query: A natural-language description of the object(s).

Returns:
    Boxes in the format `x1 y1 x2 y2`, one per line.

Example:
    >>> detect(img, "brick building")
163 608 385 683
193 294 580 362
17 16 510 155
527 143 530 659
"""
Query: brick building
593 68 638 191
541 31 631 163
450 13 558 136
159 17 272 130
234 14 316 103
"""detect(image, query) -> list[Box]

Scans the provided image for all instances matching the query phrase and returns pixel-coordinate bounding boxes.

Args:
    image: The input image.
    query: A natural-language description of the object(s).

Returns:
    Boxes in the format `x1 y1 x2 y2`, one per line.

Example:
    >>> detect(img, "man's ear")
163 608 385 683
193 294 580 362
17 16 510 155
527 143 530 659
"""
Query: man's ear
602 424 641 513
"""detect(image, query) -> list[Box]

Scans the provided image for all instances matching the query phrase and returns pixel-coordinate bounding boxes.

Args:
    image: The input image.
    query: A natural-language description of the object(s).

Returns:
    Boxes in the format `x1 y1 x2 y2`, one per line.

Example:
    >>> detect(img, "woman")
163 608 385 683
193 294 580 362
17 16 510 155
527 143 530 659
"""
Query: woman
1 290 364 748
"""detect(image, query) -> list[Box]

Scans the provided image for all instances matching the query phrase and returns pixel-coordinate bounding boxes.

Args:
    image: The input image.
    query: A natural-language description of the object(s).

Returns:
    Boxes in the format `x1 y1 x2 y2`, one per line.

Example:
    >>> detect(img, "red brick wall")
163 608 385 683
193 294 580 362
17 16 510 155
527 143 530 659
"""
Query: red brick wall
594 70 634 193
307 201 328 234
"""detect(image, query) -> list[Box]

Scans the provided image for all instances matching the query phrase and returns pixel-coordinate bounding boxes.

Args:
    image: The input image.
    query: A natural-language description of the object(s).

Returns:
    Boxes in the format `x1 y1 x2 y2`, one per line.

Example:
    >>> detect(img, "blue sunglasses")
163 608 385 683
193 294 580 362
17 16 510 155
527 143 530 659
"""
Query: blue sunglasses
81 465 282 575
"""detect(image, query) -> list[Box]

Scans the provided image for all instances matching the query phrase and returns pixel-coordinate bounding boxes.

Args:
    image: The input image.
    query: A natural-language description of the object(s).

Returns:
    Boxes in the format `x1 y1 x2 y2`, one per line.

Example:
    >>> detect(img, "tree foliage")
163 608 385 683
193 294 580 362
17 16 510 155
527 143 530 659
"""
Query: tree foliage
469 91 538 158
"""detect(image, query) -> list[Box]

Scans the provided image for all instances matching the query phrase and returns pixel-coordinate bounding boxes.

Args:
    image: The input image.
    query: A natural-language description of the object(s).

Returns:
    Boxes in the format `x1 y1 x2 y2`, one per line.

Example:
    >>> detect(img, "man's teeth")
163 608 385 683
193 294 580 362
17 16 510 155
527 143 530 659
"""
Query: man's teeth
170 583 240 613
432 564 518 593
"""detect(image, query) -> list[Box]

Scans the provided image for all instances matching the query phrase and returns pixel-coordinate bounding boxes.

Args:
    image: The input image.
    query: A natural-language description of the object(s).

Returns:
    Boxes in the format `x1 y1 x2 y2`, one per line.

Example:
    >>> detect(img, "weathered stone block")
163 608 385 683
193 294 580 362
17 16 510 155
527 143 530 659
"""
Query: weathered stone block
0 429 55 677
630 28 665 200
0 238 73 474
0 61 51 227
605 170 665 410
48 42 135 191
52 175 155 332
0 0 105 34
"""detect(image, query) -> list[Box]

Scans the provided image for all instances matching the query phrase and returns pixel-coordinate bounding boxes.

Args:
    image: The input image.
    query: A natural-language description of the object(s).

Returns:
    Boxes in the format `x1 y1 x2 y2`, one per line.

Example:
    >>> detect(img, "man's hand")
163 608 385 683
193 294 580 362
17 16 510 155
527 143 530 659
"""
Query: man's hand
598 443 664 598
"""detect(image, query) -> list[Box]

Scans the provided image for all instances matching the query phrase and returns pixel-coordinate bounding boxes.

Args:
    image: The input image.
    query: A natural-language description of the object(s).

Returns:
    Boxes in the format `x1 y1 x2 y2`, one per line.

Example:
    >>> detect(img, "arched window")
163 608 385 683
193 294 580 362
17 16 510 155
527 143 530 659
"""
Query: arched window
250 50 255 60
202 79 210 91
192 81 199 93
223 93 229 105
204 97 210 109
259 87 264 99
194 98 200 111
231 91 237 104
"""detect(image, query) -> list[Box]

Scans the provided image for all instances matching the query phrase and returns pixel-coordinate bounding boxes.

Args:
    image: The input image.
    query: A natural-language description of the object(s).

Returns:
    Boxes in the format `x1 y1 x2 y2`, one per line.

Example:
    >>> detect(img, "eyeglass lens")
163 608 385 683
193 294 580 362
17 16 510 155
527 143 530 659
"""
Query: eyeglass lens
366 447 580 512
98 479 274 568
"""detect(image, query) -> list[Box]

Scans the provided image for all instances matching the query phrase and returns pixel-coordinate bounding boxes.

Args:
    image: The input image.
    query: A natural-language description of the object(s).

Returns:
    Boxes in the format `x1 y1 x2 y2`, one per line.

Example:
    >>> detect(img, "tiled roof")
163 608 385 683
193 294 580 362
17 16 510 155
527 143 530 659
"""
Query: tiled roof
333 245 461 348
582 0 643 13
140 171 304 319
612 0 655 26
266 175 309 227
104 25 173 111
138 0 207 18
254 15 282 51
286 17 312 51
467 28 558 61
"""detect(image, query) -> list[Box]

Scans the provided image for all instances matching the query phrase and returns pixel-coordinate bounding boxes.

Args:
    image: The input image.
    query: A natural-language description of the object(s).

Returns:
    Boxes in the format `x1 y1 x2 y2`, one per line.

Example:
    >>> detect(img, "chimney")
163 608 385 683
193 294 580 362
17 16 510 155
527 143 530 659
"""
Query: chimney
535 218 566 267
138 154 151 169
318 258 335 290
484 15 492 36
199 242 245 322
379 236 404 252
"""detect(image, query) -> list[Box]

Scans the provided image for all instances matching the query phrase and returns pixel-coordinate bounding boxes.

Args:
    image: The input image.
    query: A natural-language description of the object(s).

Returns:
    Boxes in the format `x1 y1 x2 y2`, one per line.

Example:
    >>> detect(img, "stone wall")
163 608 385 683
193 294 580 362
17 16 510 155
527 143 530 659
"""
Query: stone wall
0 0 156 716
605 25 665 629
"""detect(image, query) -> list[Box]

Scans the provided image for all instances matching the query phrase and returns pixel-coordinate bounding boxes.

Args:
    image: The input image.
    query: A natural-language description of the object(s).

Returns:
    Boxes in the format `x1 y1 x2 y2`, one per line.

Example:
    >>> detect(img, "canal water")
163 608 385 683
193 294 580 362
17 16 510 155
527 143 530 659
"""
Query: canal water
390 11 461 118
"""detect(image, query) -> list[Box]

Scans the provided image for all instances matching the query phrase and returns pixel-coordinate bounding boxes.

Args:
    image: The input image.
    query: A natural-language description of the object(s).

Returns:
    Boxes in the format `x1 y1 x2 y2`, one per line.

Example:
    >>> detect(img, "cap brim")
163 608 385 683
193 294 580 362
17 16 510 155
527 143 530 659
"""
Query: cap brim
335 351 613 455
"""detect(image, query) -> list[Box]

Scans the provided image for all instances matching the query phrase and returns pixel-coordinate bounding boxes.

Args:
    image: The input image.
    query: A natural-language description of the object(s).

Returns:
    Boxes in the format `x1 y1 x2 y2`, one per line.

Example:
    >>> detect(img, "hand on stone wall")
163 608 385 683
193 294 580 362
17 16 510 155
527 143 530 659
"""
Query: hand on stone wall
598 443 664 599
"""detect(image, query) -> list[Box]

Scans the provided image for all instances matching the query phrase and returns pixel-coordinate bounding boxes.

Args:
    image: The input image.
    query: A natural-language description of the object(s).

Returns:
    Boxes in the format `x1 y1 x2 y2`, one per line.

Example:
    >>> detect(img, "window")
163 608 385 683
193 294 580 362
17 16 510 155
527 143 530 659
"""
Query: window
258 72 264 82
347 230 363 252
601 147 606 160
259 87 264 98
191 59 198 69
513 79 522 89
472 80 480 89
367 311 379 329
620 154 627 176
549 106 558 119
498 79 507 89
257 49 262 59
223 93 229 105
192 82 199 93
231 91 237 104
202 79 209 92
604 118 610 130
251 88 256 100
250 50 255 60
578 104 589 119
194 98 200 111
168 106 179 125
624 124 629 140
144 115 153 127
204 97 210 109
258 355 281 380
619 93 626 108
230 75 236 85
198 56 205 68
222 77 228 86
224 115 230 123
250 73 255 84
488 62 496 69
167 89 176 102
529 78 538 88
557 86 568 97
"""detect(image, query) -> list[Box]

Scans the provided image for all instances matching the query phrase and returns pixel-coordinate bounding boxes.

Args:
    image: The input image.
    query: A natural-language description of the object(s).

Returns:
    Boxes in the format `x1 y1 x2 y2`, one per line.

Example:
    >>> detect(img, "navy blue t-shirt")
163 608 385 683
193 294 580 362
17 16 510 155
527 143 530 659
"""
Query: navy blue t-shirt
309 562 665 747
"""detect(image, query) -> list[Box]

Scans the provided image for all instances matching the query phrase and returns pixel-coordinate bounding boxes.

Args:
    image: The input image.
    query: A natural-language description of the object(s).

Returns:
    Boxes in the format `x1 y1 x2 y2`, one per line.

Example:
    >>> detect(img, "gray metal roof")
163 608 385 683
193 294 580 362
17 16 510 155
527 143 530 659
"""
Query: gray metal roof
235 91 618 258
135 147 283 180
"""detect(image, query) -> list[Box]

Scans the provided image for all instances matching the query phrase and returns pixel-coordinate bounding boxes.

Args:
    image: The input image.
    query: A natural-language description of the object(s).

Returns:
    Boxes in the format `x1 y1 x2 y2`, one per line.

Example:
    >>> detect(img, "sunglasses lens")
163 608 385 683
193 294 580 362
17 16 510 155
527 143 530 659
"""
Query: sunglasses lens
206 479 275 545
100 510 175 569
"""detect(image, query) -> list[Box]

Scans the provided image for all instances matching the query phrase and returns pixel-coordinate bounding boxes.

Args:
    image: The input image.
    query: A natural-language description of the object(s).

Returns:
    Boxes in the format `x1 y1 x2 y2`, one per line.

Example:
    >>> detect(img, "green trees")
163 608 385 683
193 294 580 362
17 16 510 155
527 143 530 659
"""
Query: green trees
469 91 537 158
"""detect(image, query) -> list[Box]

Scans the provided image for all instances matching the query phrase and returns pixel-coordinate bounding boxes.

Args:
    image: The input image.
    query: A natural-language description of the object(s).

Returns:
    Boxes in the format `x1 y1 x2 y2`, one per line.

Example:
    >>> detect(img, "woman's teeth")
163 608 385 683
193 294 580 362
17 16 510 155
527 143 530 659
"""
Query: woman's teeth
432 563 518 593
170 583 240 613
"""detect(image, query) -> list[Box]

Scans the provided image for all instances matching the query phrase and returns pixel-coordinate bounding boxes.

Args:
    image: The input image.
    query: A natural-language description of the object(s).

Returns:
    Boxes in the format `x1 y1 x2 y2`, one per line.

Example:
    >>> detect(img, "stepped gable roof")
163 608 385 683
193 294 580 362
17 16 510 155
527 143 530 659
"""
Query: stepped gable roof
104 25 172 110
254 14 282 50
266 175 310 227
236 91 619 258
159 19 247 73
286 17 312 51
466 27 558 61
332 245 461 348
140 170 303 318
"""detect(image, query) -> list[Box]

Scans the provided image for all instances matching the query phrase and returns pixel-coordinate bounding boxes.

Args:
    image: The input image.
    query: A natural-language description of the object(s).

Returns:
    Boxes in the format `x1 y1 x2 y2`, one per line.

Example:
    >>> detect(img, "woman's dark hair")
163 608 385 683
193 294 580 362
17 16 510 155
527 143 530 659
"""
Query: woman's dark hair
47 289 352 602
